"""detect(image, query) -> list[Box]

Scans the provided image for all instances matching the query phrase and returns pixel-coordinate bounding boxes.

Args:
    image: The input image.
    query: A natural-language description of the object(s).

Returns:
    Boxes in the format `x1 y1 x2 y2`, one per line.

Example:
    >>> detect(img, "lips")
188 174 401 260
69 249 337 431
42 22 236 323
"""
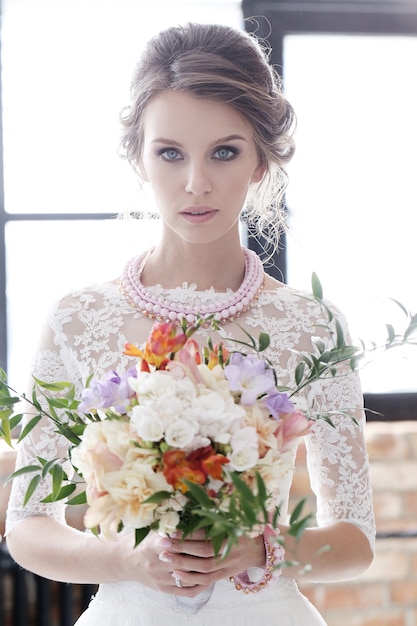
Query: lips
180 207 218 223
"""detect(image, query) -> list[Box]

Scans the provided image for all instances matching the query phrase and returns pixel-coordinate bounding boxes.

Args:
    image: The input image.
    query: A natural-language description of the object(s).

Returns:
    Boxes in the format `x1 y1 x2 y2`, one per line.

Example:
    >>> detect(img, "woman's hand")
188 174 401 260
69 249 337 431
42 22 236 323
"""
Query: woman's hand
155 530 266 598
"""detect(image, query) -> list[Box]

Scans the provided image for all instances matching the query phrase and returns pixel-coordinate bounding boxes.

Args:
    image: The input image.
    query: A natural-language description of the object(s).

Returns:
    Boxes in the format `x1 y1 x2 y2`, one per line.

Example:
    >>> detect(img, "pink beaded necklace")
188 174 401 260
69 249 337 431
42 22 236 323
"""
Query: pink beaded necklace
119 247 265 327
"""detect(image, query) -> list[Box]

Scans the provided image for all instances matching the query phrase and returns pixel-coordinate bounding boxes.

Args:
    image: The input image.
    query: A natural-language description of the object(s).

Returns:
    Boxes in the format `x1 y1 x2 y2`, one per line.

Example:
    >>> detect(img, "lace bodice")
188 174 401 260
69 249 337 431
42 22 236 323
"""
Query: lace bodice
6 271 375 551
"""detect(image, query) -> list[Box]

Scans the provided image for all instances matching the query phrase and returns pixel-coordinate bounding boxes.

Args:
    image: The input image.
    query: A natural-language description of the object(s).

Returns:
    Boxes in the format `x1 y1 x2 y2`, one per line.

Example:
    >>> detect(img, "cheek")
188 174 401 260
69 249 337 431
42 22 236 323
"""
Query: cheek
226 171 256 197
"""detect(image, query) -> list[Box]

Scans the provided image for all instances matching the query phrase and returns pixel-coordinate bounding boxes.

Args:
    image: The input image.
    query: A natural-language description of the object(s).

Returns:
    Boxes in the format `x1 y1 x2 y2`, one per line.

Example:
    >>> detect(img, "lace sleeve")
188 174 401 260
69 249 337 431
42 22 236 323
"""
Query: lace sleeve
6 282 138 536
302 318 376 553
5 323 77 535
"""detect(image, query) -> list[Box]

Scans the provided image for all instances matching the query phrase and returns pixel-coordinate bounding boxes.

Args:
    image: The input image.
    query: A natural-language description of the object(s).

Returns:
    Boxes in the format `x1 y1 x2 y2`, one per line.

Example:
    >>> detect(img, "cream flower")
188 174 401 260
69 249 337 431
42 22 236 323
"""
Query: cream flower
243 404 279 457
157 510 180 535
100 460 172 530
71 420 132 490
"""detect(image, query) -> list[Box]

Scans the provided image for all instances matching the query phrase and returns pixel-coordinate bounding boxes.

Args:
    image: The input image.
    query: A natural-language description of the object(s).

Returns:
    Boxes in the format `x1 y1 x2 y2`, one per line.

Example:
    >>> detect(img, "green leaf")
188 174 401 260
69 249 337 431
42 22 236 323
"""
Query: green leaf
0 413 23 444
335 319 346 349
41 458 62 478
67 490 87 506
230 473 255 504
311 273 323 301
41 483 77 503
1 412 13 446
17 414 42 442
294 362 306 386
404 323 417 341
184 481 216 508
143 490 173 504
385 323 396 344
210 531 226 557
288 514 312 539
7 464 42 483
51 464 64 497
289 497 307 526
388 297 409 317
55 424 82 446
288 498 312 540
258 332 270 352
134 526 151 547
0 395 20 407
33 377 73 393
24 474 42 505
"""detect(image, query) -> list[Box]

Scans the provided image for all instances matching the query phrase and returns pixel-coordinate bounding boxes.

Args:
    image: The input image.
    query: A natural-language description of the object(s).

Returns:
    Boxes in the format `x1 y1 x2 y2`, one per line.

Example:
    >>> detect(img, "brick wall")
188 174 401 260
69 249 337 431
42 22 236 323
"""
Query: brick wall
293 421 417 626
1 422 417 625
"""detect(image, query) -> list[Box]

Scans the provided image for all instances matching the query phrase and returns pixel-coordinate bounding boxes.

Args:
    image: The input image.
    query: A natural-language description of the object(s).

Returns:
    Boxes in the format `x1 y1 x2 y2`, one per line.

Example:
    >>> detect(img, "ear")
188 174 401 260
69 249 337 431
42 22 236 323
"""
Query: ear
251 162 267 184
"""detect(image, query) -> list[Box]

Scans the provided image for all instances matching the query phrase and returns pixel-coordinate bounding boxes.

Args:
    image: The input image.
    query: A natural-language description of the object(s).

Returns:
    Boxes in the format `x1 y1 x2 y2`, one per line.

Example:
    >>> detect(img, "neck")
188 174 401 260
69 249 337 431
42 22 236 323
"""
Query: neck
141 242 246 291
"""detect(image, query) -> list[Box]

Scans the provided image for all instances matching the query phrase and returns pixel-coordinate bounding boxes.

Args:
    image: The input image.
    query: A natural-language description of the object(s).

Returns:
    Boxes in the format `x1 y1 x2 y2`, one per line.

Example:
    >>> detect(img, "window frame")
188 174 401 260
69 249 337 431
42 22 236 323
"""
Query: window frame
242 0 417 421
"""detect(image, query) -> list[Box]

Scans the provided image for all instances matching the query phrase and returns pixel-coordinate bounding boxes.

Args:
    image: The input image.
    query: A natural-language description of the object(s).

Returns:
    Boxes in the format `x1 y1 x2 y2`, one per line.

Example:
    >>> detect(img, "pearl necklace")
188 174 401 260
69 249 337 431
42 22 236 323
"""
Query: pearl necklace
119 247 265 327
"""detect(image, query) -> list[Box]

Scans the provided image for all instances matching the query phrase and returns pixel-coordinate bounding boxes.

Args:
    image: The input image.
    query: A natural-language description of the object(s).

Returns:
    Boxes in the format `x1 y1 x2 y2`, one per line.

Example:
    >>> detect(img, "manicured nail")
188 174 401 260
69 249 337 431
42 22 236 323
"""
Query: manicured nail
159 551 172 563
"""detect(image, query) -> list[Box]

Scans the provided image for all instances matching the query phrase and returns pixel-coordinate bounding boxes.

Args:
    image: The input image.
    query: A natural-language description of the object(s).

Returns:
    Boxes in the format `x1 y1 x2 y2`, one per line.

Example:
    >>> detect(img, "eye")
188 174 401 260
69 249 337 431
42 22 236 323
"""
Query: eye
159 148 183 161
213 146 238 161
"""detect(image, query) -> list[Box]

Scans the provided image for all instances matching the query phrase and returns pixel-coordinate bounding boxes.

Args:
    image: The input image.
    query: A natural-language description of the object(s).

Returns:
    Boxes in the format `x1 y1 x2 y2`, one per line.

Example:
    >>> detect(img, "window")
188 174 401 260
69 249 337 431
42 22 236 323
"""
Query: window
0 0 243 393
242 0 417 419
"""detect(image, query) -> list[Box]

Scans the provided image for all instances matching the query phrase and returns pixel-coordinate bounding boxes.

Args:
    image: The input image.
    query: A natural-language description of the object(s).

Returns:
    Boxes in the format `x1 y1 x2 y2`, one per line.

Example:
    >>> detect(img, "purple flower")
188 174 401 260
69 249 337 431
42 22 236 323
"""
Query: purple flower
263 391 295 420
224 353 275 405
78 367 137 414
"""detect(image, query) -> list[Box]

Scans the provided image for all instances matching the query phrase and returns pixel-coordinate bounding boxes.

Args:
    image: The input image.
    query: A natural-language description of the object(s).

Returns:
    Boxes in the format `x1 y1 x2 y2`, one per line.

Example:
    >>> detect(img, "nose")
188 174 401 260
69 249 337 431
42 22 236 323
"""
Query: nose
184 161 212 195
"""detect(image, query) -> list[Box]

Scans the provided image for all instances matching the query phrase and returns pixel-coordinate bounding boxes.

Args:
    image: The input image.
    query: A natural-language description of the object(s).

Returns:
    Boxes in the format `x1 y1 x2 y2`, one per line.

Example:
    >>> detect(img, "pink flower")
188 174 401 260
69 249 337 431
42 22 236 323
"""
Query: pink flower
276 411 312 452
171 339 204 384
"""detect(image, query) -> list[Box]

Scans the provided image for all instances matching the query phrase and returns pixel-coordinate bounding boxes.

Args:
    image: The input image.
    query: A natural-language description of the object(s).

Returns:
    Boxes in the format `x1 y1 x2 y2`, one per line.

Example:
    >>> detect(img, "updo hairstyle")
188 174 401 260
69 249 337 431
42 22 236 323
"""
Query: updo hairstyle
119 22 296 252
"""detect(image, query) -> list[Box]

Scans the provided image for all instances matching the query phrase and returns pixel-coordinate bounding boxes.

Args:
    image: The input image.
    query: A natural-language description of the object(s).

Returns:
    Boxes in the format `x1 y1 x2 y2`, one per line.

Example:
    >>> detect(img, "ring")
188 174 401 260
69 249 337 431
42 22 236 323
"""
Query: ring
174 575 182 588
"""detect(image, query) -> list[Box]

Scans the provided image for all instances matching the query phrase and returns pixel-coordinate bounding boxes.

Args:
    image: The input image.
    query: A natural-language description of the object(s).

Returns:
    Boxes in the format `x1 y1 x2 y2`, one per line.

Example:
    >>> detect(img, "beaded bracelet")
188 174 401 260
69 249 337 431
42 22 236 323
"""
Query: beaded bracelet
229 527 285 593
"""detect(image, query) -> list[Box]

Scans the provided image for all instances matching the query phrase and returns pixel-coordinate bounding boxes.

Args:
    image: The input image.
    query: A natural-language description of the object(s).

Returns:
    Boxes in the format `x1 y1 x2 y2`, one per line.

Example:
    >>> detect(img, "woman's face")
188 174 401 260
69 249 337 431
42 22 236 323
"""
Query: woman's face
140 90 264 247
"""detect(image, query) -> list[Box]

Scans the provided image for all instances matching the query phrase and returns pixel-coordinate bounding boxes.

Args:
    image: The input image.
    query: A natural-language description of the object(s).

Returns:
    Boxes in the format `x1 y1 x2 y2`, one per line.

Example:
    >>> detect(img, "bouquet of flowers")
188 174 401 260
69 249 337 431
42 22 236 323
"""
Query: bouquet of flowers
1 275 416 556
26 320 312 555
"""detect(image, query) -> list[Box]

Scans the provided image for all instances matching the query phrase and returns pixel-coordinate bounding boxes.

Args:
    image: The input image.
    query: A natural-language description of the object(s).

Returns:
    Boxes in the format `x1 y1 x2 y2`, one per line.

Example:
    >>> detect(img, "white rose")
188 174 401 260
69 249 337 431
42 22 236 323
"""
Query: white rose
231 426 259 450
165 419 196 448
129 370 177 399
154 396 187 428
129 405 164 442
228 446 259 472
170 377 198 404
229 427 259 471
187 392 242 441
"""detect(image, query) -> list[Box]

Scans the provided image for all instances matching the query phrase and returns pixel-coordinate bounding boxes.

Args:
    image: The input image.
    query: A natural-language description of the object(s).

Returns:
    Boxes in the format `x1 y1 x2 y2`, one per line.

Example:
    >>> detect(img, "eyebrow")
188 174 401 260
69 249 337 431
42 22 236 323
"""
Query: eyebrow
151 134 248 146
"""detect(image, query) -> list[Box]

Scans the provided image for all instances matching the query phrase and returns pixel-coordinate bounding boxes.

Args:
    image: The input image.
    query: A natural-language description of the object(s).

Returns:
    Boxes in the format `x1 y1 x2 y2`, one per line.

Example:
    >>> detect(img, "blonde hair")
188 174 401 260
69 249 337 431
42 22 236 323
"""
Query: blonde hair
119 22 296 255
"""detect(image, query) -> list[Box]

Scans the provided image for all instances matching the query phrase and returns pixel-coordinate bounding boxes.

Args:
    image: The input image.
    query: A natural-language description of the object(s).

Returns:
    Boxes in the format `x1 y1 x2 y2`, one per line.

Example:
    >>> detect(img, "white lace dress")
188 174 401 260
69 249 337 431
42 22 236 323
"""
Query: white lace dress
6 268 375 626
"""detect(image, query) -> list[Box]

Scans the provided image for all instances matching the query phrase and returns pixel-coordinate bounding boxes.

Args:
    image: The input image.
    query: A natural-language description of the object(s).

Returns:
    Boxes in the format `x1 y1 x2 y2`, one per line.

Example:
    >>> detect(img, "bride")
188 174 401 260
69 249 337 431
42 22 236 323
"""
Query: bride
6 22 375 625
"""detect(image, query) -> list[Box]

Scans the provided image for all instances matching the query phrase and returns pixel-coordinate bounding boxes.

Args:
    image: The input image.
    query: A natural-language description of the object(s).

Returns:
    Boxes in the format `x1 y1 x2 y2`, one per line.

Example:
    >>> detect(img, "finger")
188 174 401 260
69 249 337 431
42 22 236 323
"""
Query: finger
170 539 216 558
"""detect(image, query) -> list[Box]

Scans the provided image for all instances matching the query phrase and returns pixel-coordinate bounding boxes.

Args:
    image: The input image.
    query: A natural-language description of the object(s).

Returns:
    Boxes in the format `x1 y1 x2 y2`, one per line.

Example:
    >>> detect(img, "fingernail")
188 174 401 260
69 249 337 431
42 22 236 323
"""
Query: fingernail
159 552 172 563
160 538 172 549
170 531 181 539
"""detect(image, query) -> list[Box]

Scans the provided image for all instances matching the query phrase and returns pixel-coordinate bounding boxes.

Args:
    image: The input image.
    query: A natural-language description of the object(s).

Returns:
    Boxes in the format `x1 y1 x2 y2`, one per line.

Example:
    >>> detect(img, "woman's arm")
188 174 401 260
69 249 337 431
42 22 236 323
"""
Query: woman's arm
6 517 267 597
278 520 373 582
